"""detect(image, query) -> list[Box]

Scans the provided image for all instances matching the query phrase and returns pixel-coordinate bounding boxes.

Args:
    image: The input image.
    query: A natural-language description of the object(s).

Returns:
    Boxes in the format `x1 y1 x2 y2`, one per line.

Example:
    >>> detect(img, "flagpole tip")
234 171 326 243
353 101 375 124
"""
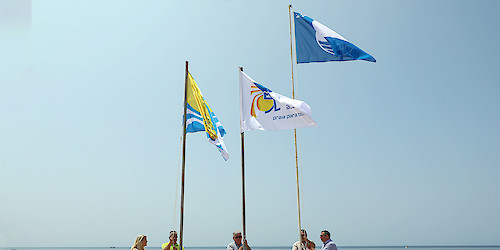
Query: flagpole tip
239 67 243 71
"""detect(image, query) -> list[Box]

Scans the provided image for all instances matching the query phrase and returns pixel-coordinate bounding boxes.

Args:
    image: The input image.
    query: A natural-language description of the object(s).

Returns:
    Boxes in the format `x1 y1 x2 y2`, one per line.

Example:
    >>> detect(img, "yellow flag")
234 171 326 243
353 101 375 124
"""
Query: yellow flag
186 72 217 140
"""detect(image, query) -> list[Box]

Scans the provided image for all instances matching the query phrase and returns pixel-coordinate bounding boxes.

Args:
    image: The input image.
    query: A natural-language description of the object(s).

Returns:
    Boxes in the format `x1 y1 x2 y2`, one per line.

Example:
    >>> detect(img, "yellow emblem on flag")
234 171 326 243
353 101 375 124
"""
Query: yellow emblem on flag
186 72 217 140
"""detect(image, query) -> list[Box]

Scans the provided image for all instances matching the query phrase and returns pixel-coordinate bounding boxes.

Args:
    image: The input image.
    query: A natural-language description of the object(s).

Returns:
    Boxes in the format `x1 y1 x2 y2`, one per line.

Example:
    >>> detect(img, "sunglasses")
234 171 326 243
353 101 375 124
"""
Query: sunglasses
235 236 242 238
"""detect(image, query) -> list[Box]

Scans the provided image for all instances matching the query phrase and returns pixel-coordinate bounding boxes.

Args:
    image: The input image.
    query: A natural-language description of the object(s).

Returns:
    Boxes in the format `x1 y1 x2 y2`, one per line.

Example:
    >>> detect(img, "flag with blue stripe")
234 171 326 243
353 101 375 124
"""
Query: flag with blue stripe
185 72 229 161
294 12 376 63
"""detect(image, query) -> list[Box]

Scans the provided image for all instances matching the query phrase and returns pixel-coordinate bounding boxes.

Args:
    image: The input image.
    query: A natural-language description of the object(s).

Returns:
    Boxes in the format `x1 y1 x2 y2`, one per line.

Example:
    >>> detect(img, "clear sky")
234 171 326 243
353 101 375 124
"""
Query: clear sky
1 0 499 248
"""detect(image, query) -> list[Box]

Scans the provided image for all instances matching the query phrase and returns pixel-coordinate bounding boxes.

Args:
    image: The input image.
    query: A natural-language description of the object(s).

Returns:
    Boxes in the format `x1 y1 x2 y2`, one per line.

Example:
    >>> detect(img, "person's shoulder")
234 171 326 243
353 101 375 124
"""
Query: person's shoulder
326 241 337 248
227 242 238 250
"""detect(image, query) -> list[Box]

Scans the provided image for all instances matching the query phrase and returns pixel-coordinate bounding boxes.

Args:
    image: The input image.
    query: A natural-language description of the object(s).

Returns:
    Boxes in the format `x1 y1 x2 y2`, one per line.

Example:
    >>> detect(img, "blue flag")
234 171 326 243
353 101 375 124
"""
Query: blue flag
294 12 376 63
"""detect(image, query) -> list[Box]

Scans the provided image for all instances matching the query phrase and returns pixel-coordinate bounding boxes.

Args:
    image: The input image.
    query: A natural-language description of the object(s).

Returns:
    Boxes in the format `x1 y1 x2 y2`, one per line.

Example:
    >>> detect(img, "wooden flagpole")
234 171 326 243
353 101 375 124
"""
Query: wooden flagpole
239 66 248 250
289 4 303 243
179 61 189 250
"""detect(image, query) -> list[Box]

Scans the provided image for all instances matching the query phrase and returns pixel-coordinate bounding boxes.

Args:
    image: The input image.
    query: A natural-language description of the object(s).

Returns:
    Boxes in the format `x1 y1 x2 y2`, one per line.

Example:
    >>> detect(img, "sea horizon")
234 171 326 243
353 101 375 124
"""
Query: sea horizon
2 245 500 250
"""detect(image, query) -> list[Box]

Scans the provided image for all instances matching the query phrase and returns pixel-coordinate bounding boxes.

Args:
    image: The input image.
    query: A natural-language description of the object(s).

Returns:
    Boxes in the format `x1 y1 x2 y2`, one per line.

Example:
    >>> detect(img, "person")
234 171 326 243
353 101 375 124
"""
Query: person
227 230 252 250
131 235 148 250
292 229 310 250
319 230 337 250
162 231 183 250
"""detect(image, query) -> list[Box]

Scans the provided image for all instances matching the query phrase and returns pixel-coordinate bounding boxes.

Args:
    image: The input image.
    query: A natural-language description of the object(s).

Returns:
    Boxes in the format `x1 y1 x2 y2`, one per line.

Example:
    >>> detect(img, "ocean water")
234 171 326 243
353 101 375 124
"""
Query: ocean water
1 246 500 250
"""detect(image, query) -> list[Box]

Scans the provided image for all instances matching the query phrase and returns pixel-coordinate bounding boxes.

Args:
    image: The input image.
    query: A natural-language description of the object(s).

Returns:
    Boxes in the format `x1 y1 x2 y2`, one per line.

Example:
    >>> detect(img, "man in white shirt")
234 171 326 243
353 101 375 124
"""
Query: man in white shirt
292 229 310 250
320 230 337 250
227 230 251 250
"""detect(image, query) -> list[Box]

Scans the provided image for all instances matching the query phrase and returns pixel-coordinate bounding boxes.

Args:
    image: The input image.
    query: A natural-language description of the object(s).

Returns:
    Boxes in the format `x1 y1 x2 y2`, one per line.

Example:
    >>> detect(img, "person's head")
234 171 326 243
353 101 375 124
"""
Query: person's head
169 231 178 244
319 230 330 243
131 235 148 250
306 241 316 250
301 229 308 242
233 230 243 245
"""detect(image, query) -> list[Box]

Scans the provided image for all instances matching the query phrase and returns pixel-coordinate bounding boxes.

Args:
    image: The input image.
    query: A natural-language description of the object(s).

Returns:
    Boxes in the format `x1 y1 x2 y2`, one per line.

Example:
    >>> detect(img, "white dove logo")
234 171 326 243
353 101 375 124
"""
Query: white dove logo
311 20 348 55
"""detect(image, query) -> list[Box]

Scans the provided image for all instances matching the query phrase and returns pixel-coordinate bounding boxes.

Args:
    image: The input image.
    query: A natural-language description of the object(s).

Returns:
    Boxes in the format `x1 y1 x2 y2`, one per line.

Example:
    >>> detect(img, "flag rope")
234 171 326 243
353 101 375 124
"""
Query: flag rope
172 136 182 230
172 126 183 230
171 63 189 230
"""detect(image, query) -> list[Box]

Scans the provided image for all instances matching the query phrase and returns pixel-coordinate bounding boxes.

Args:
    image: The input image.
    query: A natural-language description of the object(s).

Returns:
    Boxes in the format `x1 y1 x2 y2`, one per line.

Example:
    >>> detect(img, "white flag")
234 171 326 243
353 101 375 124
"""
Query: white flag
239 71 318 132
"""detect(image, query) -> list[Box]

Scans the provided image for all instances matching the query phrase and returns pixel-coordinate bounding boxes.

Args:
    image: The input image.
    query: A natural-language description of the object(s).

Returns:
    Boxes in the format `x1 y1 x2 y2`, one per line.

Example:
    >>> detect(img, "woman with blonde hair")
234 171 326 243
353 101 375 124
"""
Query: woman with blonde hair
131 234 148 250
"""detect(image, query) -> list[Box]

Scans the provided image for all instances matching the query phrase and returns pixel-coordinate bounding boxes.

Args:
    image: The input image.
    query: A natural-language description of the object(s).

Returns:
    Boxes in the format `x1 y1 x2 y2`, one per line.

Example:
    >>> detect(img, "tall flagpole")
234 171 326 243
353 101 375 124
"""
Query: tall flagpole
289 4 303 241
179 61 189 250
239 66 248 250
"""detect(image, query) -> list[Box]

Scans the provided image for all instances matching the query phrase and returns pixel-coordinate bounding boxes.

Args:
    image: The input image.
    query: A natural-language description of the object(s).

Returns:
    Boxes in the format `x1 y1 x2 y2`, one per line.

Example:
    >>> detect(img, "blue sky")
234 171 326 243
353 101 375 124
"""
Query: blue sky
1 0 499 247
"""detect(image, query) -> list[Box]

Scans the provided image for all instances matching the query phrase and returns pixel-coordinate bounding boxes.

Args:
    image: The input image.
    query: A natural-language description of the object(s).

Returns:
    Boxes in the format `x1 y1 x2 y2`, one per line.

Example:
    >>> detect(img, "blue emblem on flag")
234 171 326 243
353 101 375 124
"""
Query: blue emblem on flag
294 12 376 63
